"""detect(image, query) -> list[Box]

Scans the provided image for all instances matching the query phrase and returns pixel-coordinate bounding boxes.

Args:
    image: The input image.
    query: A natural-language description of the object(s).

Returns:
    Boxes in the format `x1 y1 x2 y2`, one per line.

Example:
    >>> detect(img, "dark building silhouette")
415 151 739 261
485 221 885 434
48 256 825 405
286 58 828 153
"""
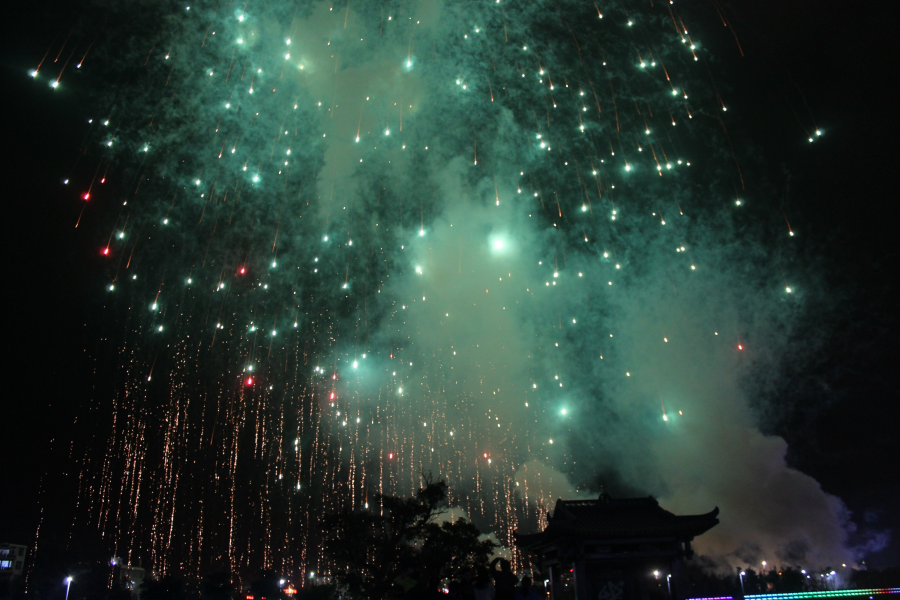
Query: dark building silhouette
516 494 718 600
0 544 27 583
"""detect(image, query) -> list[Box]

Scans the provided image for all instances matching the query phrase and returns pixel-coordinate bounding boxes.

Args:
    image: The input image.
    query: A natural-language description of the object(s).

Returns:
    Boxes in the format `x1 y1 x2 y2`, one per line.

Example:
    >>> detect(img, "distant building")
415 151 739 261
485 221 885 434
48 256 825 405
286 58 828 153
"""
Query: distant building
516 494 719 600
0 544 28 583
111 558 146 600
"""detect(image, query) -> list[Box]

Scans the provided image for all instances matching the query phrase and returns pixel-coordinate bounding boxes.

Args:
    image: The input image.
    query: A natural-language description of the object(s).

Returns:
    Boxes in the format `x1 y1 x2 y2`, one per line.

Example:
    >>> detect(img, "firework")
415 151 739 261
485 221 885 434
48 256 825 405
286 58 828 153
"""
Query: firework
34 0 845 581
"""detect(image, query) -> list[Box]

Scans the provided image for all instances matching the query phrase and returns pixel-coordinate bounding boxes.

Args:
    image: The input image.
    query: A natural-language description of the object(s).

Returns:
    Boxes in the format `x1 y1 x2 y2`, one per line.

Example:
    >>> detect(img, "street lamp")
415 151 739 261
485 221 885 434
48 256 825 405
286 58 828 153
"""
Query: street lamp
65 577 74 600
739 572 746 595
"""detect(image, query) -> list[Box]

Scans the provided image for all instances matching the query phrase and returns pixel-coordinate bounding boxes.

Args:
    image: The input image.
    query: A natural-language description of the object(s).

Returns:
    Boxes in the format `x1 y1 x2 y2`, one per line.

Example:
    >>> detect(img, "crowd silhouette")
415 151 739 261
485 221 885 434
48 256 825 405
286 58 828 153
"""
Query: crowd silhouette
396 558 548 600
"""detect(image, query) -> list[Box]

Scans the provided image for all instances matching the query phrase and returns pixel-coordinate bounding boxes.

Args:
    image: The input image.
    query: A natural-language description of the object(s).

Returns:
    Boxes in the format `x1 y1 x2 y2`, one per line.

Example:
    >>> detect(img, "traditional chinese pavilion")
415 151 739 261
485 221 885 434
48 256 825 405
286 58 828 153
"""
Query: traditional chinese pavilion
515 493 719 600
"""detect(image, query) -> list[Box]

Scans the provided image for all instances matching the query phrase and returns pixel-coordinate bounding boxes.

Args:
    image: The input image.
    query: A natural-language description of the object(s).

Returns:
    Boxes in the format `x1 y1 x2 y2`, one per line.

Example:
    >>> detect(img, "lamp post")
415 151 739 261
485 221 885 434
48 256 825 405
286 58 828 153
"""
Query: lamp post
65 577 74 600
739 572 746 595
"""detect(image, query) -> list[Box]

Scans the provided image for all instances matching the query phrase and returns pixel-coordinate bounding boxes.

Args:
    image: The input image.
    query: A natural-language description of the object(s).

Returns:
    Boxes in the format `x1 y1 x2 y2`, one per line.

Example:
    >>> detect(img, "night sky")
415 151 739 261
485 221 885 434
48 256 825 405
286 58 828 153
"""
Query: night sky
1 0 898 576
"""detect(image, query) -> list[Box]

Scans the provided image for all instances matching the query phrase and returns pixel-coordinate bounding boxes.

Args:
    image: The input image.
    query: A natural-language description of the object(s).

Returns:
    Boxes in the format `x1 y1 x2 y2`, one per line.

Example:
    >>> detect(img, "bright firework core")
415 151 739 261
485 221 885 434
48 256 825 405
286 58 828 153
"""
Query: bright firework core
45 0 852 579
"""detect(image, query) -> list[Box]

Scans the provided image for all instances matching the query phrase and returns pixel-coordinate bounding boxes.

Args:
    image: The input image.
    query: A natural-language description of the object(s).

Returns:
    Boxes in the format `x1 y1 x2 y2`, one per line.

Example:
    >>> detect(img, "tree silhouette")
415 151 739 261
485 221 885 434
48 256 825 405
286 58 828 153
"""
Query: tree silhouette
141 576 188 600
200 572 233 600
322 479 495 600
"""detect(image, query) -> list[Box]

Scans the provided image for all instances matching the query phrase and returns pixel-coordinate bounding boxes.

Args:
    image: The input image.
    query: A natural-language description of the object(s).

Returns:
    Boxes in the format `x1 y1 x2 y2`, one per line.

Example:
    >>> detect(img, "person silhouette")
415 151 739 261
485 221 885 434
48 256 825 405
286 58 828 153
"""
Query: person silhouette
489 558 518 600
513 576 541 600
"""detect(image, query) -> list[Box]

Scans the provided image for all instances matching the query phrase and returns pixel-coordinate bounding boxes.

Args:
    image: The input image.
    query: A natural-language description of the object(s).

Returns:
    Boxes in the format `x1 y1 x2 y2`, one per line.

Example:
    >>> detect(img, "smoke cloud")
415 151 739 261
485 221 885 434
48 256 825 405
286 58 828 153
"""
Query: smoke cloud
303 0 857 567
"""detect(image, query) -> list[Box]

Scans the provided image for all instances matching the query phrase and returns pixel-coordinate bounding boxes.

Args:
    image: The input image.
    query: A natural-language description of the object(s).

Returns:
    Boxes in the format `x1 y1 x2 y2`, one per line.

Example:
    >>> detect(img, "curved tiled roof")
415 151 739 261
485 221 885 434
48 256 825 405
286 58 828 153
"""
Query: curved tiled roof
516 494 719 550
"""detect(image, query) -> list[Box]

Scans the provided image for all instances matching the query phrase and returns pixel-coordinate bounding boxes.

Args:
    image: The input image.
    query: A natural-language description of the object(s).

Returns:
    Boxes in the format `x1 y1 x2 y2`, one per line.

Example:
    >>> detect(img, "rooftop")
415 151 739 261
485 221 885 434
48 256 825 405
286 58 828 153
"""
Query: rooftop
516 493 719 551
